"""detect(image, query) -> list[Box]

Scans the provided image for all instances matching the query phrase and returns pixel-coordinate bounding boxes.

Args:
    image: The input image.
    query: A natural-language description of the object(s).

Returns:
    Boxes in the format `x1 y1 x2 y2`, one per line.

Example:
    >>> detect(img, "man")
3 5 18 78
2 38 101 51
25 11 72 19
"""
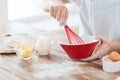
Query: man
43 0 120 61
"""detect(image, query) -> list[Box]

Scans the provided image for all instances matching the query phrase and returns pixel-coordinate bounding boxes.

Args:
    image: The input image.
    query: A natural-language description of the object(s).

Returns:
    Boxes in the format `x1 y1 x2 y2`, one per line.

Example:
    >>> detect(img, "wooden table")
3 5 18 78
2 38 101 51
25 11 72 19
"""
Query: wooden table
0 24 120 80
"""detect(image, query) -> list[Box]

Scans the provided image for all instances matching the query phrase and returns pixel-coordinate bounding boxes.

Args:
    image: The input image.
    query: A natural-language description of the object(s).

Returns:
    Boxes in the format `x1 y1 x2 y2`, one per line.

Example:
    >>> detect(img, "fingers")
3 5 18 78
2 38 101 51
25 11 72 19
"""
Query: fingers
97 43 111 58
81 53 99 61
81 36 112 61
56 7 62 21
81 39 101 61
49 5 68 25
50 6 54 17
91 39 102 56
64 8 69 24
81 46 103 61
81 44 102 61
60 8 68 25
95 35 109 43
96 35 112 50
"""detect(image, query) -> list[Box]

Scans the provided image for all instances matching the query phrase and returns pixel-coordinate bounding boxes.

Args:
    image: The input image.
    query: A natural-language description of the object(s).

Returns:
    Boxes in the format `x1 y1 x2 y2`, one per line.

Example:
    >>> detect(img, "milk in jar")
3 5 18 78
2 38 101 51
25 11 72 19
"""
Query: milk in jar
36 32 52 55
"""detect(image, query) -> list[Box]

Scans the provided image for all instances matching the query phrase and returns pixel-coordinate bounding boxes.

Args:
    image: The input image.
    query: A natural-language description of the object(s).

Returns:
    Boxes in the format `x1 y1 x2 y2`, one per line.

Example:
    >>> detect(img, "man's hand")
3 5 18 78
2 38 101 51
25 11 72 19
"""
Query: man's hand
49 0 69 25
81 36 113 61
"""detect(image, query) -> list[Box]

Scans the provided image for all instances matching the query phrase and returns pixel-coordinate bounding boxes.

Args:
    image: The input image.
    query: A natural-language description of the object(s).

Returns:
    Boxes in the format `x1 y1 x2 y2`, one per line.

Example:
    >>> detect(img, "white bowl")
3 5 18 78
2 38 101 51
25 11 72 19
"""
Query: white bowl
102 55 120 73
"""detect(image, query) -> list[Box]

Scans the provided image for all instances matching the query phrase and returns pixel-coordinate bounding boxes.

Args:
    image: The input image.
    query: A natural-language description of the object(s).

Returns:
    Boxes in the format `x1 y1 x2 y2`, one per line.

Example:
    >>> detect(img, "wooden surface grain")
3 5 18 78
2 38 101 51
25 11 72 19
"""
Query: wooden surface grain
0 24 119 80
0 50 120 80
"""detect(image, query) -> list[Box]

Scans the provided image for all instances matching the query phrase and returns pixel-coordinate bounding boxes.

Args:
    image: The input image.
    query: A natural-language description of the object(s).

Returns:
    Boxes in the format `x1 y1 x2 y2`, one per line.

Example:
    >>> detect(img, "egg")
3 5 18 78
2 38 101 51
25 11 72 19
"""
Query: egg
109 51 120 61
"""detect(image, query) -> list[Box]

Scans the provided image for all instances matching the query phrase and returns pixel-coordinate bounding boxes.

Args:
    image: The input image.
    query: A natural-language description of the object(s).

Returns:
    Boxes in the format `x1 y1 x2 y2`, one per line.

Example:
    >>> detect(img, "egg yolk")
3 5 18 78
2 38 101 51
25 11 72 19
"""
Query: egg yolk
19 46 33 58
20 50 32 58
18 40 35 58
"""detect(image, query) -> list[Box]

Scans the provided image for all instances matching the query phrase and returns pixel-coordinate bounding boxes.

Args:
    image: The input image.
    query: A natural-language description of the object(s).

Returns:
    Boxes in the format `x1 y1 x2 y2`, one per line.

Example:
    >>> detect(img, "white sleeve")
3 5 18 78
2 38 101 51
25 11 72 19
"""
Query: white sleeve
69 0 77 2
69 0 83 7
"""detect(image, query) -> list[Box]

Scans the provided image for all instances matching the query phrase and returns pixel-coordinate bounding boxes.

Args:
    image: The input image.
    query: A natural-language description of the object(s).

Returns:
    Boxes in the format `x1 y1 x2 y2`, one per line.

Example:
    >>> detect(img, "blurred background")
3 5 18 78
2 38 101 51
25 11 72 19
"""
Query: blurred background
0 0 84 35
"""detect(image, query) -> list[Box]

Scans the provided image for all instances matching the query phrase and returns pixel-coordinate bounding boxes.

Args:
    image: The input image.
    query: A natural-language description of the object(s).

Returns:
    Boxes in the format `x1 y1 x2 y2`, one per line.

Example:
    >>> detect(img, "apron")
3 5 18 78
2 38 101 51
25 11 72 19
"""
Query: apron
77 0 120 41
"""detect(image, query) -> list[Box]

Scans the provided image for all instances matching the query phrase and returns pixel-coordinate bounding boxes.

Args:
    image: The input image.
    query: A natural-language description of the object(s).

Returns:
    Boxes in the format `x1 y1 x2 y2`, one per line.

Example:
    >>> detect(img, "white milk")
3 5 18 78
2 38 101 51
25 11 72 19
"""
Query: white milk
36 32 52 55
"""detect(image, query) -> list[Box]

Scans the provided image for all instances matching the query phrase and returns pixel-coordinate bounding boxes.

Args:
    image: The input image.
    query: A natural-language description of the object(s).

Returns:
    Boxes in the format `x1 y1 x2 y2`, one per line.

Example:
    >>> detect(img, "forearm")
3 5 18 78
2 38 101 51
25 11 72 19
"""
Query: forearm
112 42 120 53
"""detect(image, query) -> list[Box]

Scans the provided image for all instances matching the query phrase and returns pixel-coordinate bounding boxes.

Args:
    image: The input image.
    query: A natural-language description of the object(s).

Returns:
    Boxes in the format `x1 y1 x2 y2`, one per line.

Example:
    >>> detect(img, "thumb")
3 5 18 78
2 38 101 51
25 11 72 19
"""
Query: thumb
97 43 111 58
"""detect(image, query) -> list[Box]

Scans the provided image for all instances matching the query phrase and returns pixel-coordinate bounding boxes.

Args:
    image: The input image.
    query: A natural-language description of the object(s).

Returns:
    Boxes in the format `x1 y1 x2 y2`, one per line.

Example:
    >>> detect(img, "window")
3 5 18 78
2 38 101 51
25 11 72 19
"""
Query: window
7 0 45 21
1 0 83 35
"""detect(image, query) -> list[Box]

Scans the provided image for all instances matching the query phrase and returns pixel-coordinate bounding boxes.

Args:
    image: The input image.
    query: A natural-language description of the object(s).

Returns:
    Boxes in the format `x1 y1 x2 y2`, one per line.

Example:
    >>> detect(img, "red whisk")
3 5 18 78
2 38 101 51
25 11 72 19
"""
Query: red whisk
64 25 84 45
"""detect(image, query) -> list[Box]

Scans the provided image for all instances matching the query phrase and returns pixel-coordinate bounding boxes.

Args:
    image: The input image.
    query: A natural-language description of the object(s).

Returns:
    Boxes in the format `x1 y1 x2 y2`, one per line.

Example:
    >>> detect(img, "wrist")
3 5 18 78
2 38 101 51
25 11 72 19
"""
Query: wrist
111 42 120 53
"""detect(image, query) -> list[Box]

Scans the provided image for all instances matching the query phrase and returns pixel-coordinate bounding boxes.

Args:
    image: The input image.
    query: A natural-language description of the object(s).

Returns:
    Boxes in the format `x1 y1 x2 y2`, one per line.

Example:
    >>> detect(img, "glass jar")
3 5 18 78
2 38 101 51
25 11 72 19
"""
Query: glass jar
14 39 36 60
36 32 52 56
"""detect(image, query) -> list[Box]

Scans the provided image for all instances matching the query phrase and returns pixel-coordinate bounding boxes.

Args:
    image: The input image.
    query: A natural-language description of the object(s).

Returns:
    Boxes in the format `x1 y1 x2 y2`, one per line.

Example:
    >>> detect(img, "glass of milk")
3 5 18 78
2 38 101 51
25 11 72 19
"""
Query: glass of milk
36 32 52 56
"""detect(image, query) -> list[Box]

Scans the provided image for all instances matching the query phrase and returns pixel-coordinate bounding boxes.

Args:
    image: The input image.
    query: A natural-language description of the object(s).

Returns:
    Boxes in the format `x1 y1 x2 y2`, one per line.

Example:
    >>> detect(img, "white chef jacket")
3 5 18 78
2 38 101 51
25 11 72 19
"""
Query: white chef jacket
71 0 120 41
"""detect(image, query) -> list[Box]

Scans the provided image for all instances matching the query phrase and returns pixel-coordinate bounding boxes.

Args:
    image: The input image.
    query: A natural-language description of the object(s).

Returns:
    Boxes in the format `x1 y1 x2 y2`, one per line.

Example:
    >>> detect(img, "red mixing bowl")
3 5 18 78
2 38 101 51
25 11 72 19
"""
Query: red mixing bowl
60 35 99 60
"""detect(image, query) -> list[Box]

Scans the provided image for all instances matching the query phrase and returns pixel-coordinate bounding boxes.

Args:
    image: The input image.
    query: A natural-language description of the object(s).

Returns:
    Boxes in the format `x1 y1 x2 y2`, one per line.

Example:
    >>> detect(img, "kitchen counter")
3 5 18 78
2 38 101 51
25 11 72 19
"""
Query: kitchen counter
0 24 119 80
